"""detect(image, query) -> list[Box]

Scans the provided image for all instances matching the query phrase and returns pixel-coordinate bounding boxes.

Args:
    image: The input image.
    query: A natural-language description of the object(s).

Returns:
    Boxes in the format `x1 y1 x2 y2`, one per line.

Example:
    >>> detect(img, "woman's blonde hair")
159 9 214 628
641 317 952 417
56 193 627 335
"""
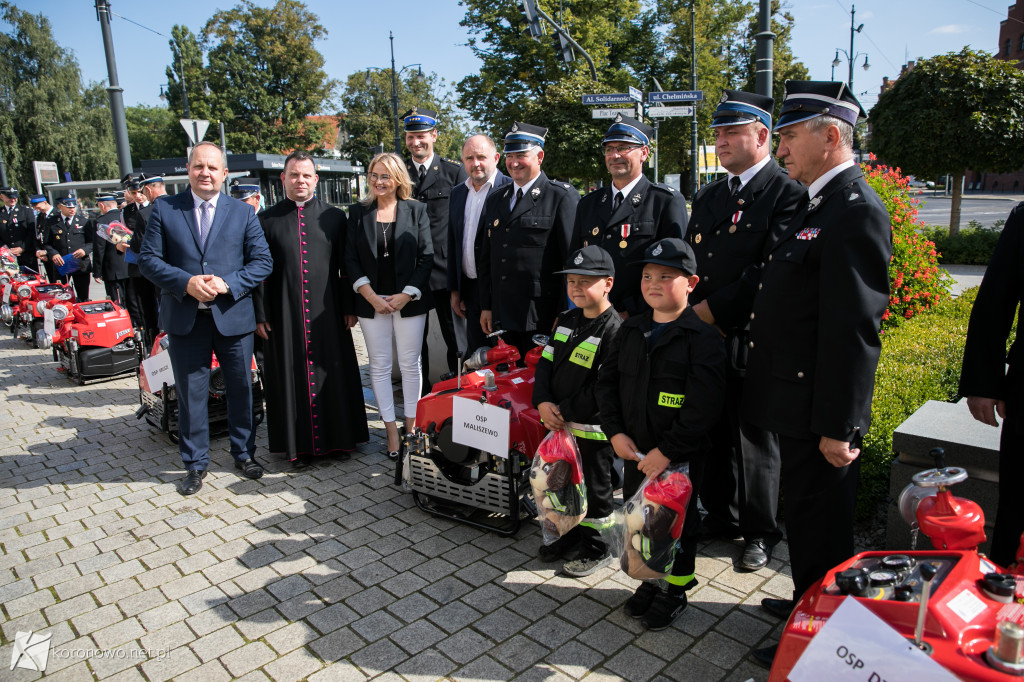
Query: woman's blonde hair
359 152 413 205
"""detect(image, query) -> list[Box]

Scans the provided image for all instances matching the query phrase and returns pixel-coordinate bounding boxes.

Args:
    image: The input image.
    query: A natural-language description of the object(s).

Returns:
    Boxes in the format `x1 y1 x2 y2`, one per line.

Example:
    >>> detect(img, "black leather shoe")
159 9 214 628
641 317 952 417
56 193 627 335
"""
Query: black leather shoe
235 458 264 480
761 597 795 620
179 469 207 496
740 538 772 571
752 644 777 668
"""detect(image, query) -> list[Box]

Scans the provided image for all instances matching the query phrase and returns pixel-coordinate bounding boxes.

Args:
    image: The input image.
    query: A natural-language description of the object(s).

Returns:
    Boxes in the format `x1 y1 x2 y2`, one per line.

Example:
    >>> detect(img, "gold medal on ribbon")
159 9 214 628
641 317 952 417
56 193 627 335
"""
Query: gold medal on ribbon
695 234 702 244
494 219 499 226
619 240 627 249
592 227 599 235
729 224 737 233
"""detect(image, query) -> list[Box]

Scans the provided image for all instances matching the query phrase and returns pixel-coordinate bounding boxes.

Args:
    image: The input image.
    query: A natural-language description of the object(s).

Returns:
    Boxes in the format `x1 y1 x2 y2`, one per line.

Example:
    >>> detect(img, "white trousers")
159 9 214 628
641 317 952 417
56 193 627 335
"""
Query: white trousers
358 312 426 423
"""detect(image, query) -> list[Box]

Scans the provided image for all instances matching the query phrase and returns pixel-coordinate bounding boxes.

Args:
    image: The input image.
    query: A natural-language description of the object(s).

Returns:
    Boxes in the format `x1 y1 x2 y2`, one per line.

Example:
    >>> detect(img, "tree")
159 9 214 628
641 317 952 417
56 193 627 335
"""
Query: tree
199 0 338 154
456 0 808 191
0 2 117 191
339 68 469 169
126 105 189 165
870 48 1024 235
164 26 212 122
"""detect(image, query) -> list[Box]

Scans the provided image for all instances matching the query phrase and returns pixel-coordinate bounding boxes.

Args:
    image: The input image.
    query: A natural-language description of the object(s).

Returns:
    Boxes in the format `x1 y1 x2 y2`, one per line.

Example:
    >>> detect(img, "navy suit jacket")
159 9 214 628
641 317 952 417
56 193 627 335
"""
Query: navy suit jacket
139 189 273 336
446 172 511 294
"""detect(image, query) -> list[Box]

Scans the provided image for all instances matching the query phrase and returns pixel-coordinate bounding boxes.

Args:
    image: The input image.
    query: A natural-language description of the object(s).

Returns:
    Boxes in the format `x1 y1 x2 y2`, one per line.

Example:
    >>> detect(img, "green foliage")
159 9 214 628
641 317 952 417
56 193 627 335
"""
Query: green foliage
454 0 807 189
862 160 953 329
198 0 338 153
125 106 188 165
921 222 1003 265
870 48 1024 234
858 289 977 520
165 26 213 122
0 2 117 189
339 69 469 170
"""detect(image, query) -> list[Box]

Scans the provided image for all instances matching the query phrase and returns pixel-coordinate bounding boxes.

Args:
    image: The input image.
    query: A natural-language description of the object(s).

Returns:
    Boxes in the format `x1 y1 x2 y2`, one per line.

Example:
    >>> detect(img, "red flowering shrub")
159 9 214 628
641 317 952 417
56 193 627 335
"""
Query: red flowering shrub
863 157 952 331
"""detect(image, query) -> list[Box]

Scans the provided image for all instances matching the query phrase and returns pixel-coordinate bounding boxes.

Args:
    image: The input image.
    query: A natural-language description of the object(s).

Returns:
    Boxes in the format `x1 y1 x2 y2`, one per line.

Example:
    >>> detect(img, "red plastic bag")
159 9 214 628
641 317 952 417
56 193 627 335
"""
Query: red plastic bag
620 465 693 580
530 428 587 543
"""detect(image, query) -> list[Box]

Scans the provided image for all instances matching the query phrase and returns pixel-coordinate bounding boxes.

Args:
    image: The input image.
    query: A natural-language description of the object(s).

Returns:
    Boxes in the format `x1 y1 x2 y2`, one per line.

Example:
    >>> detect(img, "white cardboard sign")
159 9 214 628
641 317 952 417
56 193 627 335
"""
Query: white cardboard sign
452 396 511 458
3 283 10 305
788 597 958 682
43 307 54 337
140 350 175 393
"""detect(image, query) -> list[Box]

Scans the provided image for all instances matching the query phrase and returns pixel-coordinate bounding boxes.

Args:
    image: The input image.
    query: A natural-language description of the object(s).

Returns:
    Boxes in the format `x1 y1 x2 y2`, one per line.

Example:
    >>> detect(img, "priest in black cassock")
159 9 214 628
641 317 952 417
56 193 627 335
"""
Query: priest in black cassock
255 151 369 468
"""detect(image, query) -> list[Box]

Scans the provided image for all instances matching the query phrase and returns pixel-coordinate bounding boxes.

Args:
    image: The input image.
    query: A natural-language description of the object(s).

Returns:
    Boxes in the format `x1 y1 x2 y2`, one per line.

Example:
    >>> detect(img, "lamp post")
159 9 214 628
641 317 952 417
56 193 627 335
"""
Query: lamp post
366 33 422 155
831 4 870 91
94 0 133 177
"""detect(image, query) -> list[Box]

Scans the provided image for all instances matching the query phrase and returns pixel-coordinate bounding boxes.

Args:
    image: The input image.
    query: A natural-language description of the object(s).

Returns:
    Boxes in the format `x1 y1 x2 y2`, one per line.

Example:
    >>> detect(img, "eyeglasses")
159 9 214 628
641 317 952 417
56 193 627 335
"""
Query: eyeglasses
369 173 393 182
604 145 641 156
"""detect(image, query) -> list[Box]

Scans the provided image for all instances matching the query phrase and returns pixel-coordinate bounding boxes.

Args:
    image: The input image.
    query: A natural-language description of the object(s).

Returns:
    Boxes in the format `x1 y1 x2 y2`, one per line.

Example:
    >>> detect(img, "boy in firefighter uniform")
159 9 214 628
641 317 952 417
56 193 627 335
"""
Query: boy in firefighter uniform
532 245 622 577
597 238 726 630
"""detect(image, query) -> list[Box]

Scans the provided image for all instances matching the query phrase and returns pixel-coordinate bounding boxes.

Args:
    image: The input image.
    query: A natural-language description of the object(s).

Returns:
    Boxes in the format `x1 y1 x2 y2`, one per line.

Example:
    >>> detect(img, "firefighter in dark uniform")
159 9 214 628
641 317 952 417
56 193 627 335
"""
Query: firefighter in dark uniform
571 115 687 317
122 174 161 346
402 106 467 375
597 238 726 630
743 82 891 667
44 194 94 301
92 192 130 305
687 90 805 571
0 187 36 271
479 122 579 357
532 245 622 576
959 201 1024 568
29 194 56 280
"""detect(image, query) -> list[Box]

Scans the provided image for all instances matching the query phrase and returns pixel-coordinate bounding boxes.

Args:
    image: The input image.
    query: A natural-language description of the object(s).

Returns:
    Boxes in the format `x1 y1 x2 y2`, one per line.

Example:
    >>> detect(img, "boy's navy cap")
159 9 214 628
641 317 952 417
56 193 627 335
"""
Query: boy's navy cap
28 194 45 205
138 172 164 187
401 107 437 132
503 121 547 153
0 186 17 197
711 89 773 129
96 193 117 203
56 194 77 207
555 245 615 276
632 238 698 276
603 114 652 147
229 178 260 199
775 80 867 130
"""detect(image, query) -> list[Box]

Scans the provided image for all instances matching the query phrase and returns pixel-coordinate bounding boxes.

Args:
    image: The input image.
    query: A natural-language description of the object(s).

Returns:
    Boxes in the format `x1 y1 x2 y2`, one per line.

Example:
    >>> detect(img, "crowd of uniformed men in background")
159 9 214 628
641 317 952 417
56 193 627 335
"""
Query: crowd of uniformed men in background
2 79 898 665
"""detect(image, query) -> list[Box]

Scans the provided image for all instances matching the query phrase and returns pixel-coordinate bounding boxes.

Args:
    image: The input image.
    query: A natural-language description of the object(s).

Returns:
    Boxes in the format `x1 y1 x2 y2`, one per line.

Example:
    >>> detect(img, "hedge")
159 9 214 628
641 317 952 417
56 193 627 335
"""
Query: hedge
857 288 979 520
922 223 1003 265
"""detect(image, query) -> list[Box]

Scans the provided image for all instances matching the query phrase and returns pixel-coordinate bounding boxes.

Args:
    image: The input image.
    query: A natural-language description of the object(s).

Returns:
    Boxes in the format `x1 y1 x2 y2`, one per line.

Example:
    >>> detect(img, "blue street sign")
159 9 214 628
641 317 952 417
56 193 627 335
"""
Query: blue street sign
647 90 704 103
582 93 634 105
628 86 642 102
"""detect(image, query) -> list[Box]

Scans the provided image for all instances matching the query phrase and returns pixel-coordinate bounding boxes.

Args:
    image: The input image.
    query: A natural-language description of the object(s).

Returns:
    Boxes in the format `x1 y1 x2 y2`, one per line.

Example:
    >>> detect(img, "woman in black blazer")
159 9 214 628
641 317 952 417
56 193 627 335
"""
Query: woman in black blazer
346 152 434 458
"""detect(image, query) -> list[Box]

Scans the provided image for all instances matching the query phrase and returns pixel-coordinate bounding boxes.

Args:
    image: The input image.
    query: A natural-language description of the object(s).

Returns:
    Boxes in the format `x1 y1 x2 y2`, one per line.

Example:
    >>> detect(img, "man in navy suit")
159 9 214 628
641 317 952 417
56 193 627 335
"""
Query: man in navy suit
447 134 511 356
140 141 274 496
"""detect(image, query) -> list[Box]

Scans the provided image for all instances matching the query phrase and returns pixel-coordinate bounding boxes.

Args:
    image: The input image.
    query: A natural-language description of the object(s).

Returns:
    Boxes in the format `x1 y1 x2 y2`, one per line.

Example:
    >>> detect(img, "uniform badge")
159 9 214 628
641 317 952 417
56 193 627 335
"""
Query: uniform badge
531 187 541 199
729 225 737 234
411 107 418 115
510 122 519 132
494 219 499 226
573 253 584 265
694 234 702 244
614 113 623 123
652 244 663 256
808 196 822 210
631 193 641 206
736 198 745 206
600 193 607 204
849 192 860 200
796 227 821 240
720 92 729 103
591 227 599 235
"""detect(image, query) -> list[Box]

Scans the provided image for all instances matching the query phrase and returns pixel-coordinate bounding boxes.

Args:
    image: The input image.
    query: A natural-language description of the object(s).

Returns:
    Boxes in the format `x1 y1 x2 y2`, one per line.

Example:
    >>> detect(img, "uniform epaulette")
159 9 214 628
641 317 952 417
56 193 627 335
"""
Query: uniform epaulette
650 182 679 195
843 185 867 205
549 179 576 192
441 157 462 166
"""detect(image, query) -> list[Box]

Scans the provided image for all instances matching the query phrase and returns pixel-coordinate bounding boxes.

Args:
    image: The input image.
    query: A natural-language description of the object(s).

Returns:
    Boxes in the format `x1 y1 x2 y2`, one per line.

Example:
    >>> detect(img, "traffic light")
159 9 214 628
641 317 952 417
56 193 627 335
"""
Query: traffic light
551 29 574 63
520 0 544 40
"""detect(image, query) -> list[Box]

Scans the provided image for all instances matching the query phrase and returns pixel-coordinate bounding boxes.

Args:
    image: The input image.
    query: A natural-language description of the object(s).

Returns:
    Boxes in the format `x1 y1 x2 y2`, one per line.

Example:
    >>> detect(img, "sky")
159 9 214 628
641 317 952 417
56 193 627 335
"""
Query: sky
7 0 1012 114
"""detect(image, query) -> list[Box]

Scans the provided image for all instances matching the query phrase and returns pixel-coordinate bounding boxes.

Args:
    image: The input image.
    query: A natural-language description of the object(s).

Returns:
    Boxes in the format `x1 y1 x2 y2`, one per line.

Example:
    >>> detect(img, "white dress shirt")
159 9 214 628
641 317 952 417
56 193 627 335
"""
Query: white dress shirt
461 171 498 280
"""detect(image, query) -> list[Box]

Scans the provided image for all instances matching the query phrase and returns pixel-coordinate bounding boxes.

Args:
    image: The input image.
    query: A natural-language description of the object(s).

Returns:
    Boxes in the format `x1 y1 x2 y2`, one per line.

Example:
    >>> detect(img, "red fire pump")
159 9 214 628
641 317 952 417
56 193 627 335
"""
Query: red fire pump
36 299 142 384
136 333 265 444
3 275 74 347
396 331 548 535
771 448 1024 680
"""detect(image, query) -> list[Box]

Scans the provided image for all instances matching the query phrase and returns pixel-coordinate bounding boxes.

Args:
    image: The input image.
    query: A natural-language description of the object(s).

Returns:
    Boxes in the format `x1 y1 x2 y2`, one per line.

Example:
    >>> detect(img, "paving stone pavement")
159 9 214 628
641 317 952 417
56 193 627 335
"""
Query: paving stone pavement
0 314 793 681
